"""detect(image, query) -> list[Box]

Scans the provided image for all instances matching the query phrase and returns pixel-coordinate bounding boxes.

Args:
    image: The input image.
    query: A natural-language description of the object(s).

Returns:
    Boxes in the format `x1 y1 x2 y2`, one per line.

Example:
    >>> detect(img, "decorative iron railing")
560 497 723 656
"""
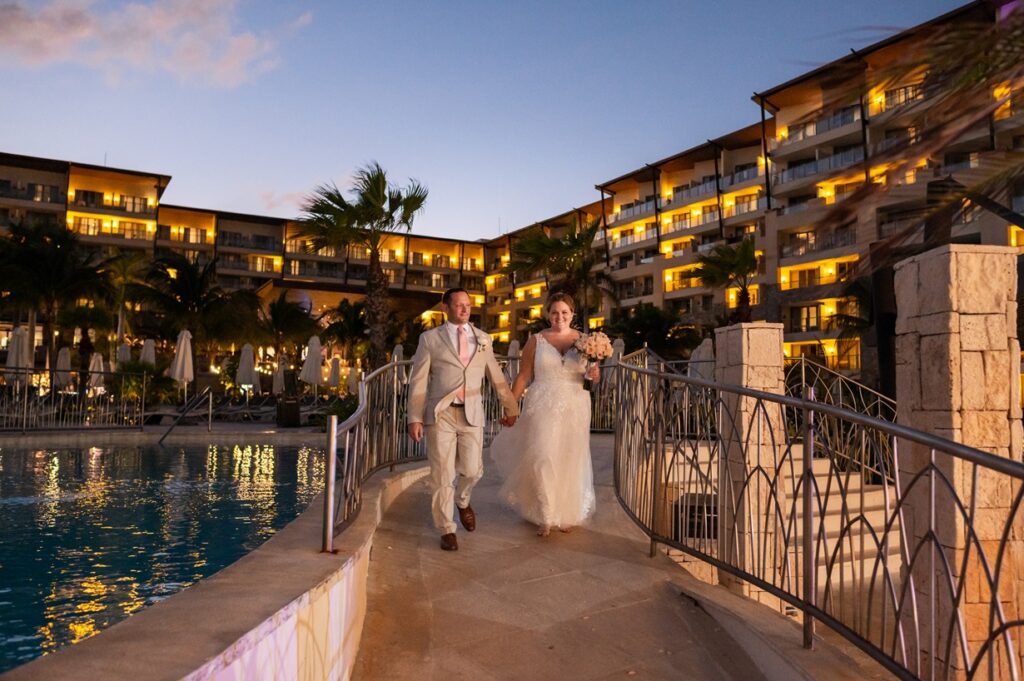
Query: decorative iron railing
610 360 1024 680
0 367 145 431
785 357 897 484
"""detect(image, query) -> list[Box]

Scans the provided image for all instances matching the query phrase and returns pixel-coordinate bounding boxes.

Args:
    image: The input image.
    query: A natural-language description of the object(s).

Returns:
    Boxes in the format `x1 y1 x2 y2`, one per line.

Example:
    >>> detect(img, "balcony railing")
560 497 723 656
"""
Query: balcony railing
773 148 865 186
779 230 856 258
611 229 657 249
665 275 703 292
723 196 766 218
670 180 717 206
218 234 281 252
781 105 861 147
779 271 845 291
719 166 762 189
0 184 66 204
610 197 660 224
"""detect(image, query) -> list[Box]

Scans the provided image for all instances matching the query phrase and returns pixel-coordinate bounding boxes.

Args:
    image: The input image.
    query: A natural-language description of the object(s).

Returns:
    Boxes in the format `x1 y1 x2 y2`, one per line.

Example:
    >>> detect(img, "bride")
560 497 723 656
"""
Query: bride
490 292 598 536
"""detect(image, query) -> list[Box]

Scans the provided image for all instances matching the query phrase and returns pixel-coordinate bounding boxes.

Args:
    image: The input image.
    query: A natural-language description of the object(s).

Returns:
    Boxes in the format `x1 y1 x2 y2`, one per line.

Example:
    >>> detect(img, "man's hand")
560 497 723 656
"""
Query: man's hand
500 415 517 427
408 422 424 442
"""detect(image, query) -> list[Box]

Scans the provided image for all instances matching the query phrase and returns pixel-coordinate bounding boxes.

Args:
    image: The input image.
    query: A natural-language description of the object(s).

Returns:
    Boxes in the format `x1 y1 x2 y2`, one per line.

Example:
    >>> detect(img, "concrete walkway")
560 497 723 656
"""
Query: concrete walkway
354 434 768 681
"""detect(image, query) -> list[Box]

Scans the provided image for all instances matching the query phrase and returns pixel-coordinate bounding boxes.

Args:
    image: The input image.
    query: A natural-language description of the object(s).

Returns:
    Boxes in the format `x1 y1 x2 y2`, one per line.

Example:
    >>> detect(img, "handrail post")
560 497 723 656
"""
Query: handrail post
140 372 147 432
650 362 667 558
207 391 213 432
323 414 338 553
801 385 816 649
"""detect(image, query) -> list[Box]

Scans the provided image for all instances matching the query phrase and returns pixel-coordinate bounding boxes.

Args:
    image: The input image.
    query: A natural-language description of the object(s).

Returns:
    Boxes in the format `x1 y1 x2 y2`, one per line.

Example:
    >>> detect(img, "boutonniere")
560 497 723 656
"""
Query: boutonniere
477 336 491 352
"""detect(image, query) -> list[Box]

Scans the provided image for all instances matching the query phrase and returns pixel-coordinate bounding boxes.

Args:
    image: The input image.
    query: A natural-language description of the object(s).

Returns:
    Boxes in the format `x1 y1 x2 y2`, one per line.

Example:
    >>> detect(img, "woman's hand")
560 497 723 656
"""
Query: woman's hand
585 363 600 383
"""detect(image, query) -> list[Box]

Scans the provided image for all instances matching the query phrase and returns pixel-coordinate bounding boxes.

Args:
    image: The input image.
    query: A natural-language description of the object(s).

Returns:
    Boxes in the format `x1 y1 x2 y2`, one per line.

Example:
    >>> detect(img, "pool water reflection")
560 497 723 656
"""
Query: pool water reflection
0 444 325 673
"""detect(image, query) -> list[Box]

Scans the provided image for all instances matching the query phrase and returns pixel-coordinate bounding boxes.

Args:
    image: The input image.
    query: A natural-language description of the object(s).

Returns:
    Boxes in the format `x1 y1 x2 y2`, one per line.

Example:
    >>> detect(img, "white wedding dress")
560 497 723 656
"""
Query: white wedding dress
490 334 596 528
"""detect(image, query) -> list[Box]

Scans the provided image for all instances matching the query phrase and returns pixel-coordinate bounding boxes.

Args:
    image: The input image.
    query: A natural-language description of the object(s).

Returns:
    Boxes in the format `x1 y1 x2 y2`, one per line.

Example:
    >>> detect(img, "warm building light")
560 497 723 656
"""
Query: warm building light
662 217 671 225
665 273 673 282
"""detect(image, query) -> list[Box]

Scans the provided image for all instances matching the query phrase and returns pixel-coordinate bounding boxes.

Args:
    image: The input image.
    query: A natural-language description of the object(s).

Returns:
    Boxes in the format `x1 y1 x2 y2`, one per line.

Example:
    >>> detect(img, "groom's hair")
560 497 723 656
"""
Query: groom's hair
442 287 469 306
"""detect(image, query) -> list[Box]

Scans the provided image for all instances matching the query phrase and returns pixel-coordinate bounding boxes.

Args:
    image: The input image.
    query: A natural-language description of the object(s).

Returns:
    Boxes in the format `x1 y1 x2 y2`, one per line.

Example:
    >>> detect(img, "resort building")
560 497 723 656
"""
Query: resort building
1 0 1022 382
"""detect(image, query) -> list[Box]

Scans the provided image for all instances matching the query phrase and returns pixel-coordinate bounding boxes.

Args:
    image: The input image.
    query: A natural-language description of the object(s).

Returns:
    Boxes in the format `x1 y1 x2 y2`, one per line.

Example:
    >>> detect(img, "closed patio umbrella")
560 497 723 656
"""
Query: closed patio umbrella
168 330 194 401
298 336 322 388
54 347 72 389
5 327 30 387
272 354 286 395
140 339 156 367
327 356 341 389
235 343 261 395
116 342 132 368
87 352 106 390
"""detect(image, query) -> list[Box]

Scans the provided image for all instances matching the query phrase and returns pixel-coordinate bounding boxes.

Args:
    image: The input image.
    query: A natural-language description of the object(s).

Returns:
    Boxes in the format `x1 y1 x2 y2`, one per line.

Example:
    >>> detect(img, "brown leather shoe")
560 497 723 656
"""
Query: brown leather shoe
440 533 458 551
457 504 476 532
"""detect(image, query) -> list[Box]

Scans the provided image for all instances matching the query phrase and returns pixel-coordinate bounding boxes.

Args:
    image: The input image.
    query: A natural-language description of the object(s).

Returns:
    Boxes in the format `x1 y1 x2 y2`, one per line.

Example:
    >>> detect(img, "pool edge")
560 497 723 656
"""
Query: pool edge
1 461 431 681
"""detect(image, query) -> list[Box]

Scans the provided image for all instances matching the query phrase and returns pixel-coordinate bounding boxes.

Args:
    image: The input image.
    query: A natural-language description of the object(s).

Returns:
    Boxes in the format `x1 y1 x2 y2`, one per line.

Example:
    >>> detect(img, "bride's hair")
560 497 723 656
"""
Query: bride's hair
544 292 576 314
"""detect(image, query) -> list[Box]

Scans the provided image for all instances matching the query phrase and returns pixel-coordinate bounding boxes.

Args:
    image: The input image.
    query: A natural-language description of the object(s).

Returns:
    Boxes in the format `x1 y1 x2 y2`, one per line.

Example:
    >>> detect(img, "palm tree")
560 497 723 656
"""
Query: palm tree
694 238 759 324
298 162 427 369
322 298 366 362
261 292 322 357
504 216 615 326
607 303 703 359
141 252 228 368
0 220 110 371
105 248 150 343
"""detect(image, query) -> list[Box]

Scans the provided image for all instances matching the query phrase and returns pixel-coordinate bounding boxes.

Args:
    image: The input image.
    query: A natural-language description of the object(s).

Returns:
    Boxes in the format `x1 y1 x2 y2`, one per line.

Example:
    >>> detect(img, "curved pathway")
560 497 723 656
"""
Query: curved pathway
354 434 767 681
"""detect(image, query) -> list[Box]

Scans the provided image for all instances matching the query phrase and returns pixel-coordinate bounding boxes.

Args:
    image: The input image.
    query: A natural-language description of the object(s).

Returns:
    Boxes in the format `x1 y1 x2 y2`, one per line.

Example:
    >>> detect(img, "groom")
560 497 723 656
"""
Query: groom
407 288 519 551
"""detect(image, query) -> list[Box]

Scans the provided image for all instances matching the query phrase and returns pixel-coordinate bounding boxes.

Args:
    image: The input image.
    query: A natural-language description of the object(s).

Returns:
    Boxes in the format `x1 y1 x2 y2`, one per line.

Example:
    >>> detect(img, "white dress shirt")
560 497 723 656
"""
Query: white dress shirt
445 321 476 404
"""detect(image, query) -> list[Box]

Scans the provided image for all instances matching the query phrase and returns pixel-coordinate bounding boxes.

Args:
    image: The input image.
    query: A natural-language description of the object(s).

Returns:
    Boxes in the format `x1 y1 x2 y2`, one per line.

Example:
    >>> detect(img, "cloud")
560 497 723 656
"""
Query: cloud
260 189 307 213
0 0 310 87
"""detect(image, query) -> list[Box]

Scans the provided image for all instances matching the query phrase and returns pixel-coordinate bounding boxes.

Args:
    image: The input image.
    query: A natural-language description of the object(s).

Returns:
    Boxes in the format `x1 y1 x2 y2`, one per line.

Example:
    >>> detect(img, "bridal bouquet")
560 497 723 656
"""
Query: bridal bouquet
574 331 614 391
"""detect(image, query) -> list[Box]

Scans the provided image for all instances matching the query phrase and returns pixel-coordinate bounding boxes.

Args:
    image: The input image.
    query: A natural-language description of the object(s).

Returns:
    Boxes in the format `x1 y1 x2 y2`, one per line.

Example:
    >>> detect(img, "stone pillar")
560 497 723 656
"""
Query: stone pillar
894 244 1023 678
714 321 786 605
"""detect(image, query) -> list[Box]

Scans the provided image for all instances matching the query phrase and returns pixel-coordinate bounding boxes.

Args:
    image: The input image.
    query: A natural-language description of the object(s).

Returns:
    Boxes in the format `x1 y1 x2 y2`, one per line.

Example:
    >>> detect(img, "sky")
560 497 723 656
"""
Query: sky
1 0 966 242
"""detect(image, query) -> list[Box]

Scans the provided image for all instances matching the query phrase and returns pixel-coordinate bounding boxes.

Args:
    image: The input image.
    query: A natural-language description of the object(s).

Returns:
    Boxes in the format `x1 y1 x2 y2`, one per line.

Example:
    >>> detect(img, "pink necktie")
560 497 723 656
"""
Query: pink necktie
457 326 470 401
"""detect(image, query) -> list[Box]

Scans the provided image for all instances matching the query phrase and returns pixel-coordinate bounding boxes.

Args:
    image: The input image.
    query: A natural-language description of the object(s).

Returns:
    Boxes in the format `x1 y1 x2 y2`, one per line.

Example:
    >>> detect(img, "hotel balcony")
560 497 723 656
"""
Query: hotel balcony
771 148 865 195
661 209 721 239
217 233 282 253
664 275 704 297
155 225 213 249
779 269 848 292
70 193 156 217
868 83 926 123
779 229 856 261
718 166 764 191
665 179 717 208
770 105 861 160
609 227 657 252
722 196 766 222
286 262 346 282
0 182 66 208
608 197 660 226
461 257 484 272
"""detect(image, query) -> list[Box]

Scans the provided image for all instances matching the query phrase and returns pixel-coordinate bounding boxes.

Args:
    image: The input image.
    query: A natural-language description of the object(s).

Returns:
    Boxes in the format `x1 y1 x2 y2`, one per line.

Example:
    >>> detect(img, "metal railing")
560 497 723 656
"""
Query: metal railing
0 367 145 431
784 357 897 485
609 360 1024 680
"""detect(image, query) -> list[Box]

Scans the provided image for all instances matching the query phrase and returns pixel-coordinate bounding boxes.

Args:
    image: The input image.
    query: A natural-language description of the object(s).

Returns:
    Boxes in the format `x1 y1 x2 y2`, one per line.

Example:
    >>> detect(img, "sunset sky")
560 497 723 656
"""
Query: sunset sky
1 0 964 240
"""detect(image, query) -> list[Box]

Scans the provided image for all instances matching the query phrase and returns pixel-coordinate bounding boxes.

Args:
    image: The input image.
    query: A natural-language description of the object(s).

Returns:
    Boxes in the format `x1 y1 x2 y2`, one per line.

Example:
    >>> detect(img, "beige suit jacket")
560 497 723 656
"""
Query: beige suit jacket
407 324 519 427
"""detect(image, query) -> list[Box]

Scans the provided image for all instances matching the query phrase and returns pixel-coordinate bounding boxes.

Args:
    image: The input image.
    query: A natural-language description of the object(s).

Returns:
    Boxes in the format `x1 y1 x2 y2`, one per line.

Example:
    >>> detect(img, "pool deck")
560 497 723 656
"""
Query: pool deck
354 434 769 681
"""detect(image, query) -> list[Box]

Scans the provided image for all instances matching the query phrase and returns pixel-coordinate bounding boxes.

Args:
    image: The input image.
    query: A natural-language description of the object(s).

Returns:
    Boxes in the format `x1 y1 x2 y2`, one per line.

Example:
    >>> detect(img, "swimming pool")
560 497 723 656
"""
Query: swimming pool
0 443 325 673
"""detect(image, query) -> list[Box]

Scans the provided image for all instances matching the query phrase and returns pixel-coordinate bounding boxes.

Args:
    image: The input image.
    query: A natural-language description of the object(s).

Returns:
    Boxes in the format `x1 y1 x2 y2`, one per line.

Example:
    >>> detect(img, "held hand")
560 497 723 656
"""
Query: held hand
585 363 600 382
408 422 424 443
500 415 517 427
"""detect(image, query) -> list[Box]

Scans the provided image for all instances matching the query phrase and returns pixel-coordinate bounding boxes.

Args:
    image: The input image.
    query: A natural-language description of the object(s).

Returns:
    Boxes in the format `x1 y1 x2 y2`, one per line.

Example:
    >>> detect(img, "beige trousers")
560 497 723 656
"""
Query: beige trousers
425 405 484 535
